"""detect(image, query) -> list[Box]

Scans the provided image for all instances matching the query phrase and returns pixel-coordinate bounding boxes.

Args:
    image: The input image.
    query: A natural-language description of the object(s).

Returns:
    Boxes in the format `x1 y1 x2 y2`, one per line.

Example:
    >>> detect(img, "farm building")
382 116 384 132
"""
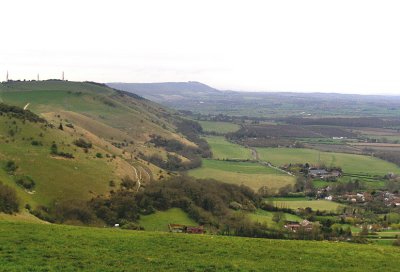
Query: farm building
168 224 186 233
168 224 205 234
284 220 313 233
308 168 341 180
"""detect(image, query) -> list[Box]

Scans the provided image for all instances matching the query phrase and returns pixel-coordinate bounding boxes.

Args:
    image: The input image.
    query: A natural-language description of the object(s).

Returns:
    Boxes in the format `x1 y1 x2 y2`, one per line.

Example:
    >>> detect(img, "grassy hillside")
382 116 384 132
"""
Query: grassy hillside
0 113 136 209
1 220 399 271
0 80 203 212
256 147 400 176
189 160 295 192
205 136 253 160
0 81 189 145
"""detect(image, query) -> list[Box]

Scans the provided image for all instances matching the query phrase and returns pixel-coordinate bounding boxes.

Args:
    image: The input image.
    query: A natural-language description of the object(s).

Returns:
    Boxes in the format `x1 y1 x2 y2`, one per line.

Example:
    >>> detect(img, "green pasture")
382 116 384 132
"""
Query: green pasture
205 136 253 160
199 121 240 133
269 198 344 212
189 160 295 192
139 208 196 231
248 209 303 227
256 147 400 176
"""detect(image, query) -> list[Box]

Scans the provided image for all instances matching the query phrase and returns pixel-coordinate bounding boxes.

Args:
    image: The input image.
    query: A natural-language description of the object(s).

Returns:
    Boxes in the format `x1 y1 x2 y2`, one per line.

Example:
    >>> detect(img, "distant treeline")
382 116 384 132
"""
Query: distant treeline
373 151 400 168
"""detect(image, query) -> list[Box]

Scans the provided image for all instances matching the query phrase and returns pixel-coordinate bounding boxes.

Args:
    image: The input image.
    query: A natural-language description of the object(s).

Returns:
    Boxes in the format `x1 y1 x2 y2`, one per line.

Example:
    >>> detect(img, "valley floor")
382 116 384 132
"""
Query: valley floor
0 220 399 271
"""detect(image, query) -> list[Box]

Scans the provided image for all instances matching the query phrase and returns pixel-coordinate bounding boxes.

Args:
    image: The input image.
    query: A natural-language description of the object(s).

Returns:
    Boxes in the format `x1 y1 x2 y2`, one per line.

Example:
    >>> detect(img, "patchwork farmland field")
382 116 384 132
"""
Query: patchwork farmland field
139 208 196 232
1 220 400 271
248 209 303 227
188 160 295 191
269 198 344 212
235 124 357 138
256 147 400 176
205 136 253 160
199 121 240 133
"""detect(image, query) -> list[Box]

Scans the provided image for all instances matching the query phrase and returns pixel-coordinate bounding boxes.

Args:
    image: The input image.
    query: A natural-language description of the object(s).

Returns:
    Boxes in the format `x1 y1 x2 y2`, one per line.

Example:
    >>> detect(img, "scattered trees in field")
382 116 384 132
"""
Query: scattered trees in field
50 143 74 158
4 160 18 174
0 182 19 214
15 176 35 190
73 138 92 149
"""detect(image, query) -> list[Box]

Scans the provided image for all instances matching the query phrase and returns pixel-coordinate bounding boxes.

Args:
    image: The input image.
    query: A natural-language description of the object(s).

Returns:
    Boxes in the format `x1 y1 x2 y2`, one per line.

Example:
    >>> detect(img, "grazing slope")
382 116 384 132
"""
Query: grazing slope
1 220 399 271
0 80 200 211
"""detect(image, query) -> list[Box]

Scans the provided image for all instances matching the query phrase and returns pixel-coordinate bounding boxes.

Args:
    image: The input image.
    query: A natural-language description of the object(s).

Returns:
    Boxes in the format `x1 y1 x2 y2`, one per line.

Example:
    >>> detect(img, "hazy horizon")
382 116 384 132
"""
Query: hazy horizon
2 0 400 95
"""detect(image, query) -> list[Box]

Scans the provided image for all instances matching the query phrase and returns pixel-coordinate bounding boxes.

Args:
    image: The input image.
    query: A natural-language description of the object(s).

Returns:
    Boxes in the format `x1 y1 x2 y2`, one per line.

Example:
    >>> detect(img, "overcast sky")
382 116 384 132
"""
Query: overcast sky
1 0 400 94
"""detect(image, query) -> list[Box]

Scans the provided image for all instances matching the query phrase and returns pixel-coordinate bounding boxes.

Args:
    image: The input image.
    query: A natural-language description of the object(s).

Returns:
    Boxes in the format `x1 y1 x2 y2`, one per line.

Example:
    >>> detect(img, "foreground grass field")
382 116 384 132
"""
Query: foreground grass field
205 136 253 160
139 208 196 231
256 147 400 176
1 220 400 271
199 121 240 134
189 160 295 191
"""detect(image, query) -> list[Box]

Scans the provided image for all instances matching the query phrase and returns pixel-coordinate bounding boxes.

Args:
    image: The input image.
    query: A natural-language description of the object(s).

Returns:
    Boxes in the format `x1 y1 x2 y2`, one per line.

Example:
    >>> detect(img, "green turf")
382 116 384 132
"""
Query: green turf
256 147 400 176
205 136 253 160
1 220 399 271
139 208 197 231
189 159 295 191
248 209 303 227
269 198 344 212
199 121 240 133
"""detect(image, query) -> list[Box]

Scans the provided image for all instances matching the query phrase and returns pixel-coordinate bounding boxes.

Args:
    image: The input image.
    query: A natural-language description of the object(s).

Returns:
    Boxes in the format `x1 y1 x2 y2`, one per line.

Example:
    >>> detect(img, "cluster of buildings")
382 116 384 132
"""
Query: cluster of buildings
168 224 205 234
308 168 342 180
284 220 314 233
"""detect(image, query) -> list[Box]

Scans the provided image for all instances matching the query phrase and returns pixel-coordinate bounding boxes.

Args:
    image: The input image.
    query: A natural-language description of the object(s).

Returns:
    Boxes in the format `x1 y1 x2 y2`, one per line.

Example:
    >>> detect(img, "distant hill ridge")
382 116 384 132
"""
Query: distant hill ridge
108 81 219 94
107 81 400 118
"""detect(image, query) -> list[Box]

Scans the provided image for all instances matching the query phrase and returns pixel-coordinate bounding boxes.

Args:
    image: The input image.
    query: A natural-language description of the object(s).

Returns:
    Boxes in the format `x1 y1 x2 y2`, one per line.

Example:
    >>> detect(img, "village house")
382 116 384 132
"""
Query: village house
308 168 341 180
379 191 400 207
168 224 205 234
284 220 314 233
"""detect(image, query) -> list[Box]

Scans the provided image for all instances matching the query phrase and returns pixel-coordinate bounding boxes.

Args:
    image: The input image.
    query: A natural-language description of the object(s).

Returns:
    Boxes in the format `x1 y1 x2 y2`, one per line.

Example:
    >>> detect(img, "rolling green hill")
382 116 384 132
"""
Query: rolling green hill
1 220 399 271
0 80 201 215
